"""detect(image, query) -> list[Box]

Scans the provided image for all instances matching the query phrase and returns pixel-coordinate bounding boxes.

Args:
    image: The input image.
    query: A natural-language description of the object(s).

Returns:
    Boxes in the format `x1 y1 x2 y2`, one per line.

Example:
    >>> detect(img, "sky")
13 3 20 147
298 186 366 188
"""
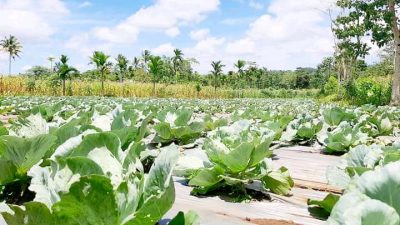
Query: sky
0 0 340 74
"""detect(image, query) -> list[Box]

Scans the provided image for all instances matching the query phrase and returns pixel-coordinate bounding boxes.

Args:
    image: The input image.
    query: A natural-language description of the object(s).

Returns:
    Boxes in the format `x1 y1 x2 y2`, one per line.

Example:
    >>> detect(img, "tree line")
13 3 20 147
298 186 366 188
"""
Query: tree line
2 0 400 103
1 35 330 96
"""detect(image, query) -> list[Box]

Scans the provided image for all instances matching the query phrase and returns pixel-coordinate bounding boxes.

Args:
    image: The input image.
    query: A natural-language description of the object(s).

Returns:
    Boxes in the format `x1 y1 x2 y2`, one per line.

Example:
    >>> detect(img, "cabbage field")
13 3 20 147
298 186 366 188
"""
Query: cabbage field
0 97 399 225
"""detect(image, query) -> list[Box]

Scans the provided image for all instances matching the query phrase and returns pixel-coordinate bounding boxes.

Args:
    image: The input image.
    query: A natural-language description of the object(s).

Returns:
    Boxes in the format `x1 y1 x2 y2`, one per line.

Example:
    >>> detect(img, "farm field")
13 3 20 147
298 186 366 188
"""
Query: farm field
0 96 399 225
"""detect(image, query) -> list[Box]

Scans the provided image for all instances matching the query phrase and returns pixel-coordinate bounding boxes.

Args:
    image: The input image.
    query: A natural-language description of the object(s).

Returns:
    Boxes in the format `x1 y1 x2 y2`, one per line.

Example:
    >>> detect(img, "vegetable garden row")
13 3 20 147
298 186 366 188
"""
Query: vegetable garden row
0 97 399 225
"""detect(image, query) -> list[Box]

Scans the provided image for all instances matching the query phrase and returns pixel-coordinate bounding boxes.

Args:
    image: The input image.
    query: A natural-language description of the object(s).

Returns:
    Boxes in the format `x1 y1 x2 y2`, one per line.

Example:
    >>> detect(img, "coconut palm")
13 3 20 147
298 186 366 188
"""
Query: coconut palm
90 51 112 96
141 50 152 72
0 35 22 75
148 56 163 96
234 60 246 78
132 57 141 70
48 56 55 72
211 61 225 94
116 54 128 83
172 48 184 83
56 55 77 96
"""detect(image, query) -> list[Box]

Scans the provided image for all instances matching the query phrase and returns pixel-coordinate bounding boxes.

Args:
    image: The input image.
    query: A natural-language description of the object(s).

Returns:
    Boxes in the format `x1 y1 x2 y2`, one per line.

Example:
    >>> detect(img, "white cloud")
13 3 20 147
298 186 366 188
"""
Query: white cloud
184 34 226 73
0 0 69 43
0 0 342 74
221 17 254 25
21 65 33 72
249 0 264 10
94 0 220 44
165 27 180 37
224 0 336 70
78 1 92 8
181 0 337 73
64 33 113 57
190 28 210 41
152 43 176 56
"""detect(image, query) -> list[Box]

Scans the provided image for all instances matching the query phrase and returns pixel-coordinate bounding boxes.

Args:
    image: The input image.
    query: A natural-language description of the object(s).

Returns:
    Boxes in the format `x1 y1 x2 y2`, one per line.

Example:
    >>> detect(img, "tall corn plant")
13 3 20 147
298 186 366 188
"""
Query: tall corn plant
90 51 112 96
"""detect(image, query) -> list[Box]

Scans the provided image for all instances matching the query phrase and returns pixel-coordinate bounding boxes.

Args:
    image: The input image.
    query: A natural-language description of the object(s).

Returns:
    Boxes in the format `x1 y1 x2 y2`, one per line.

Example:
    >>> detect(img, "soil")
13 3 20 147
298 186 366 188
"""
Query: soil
245 218 302 225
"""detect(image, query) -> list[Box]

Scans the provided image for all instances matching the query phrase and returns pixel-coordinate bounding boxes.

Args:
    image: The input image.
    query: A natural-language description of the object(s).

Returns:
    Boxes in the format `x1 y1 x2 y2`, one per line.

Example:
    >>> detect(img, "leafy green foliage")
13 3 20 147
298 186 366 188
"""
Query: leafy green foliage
323 122 369 154
2 139 180 225
185 122 293 198
0 134 57 185
323 107 355 127
281 114 322 144
349 76 391 106
169 211 200 225
327 162 400 225
308 194 340 220
153 110 204 145
326 144 400 189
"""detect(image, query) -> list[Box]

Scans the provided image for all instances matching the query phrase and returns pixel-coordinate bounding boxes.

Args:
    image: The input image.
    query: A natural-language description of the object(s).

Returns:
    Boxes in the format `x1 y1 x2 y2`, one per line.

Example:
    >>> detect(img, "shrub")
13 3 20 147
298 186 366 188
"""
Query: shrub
323 76 341 95
351 76 391 106
26 79 36 92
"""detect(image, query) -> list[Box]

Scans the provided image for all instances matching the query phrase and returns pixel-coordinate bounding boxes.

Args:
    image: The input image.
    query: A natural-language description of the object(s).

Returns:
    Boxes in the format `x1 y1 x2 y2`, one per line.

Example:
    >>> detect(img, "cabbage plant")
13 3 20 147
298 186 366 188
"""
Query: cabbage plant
323 122 369 154
184 123 293 199
1 132 185 225
360 113 393 137
322 107 355 127
327 162 400 225
281 114 323 144
327 144 400 189
153 110 204 145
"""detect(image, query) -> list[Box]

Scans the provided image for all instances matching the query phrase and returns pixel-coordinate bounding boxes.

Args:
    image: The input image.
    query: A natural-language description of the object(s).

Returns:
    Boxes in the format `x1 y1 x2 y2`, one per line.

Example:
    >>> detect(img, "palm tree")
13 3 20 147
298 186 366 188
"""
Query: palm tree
141 50 152 72
234 60 246 78
48 56 55 72
148 56 162 96
132 57 141 70
90 51 112 96
211 61 225 95
172 48 184 83
0 35 22 75
56 55 77 96
116 54 128 83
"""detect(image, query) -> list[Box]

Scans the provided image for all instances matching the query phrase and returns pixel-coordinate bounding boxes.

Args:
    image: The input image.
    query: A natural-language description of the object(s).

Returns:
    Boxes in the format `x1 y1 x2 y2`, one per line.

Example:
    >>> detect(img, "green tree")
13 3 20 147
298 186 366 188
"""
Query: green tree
132 57 141 70
115 54 128 83
294 67 314 89
334 1 369 81
56 55 78 96
211 61 225 94
172 49 184 83
148 56 163 96
312 57 335 88
0 35 22 76
90 51 112 96
27 66 51 79
334 0 400 104
141 50 152 72
234 60 246 80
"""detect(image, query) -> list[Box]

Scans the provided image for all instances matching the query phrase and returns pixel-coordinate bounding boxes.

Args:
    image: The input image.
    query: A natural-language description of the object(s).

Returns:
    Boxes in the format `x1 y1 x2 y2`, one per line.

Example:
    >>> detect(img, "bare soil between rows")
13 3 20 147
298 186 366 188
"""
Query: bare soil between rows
245 218 302 225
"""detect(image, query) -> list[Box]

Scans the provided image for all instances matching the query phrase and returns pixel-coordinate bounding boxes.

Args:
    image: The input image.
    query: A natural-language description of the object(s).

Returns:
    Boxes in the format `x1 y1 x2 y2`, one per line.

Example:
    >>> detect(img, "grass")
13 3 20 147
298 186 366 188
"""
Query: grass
0 76 319 99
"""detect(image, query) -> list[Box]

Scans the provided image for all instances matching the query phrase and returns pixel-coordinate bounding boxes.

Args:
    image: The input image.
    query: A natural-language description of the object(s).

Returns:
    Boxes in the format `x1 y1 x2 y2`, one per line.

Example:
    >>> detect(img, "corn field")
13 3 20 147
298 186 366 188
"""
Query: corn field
0 77 318 99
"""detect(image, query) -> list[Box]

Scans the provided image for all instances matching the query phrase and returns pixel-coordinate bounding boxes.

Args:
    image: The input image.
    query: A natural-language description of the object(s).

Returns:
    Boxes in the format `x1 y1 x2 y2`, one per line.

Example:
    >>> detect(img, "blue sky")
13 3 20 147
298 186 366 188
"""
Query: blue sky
0 0 339 74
